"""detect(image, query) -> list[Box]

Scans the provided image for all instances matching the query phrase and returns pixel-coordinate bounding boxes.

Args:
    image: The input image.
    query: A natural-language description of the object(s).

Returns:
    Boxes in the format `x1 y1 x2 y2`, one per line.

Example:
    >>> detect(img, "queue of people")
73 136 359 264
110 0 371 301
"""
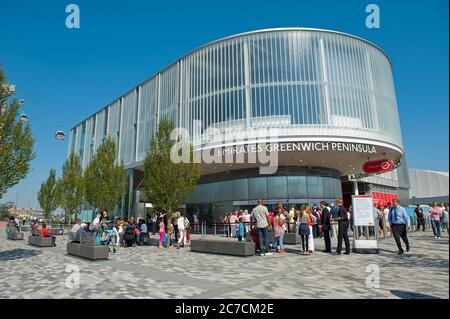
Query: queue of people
218 198 448 256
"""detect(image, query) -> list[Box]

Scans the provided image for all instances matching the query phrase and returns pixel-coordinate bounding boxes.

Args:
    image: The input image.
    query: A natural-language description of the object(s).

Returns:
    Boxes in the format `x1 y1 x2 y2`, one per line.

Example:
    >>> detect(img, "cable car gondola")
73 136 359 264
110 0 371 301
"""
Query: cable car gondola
20 114 29 122
55 130 65 140
19 99 25 106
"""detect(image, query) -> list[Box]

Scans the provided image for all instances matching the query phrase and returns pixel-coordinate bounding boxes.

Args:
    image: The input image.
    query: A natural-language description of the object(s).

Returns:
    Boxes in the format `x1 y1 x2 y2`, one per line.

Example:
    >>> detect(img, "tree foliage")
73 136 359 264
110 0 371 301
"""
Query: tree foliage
84 137 127 213
0 67 35 199
37 169 58 218
56 153 84 223
143 119 201 212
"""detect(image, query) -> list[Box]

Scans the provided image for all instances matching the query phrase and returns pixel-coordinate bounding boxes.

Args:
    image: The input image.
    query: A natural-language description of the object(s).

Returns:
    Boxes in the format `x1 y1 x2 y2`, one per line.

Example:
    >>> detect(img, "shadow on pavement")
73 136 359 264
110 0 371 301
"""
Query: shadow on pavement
390 290 441 299
0 248 41 261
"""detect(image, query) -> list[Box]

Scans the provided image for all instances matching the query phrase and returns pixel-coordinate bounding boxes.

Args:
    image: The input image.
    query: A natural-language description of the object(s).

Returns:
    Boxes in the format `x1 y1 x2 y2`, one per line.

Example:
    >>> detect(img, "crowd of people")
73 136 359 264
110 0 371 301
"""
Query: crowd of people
220 199 449 256
68 209 193 251
5 200 447 257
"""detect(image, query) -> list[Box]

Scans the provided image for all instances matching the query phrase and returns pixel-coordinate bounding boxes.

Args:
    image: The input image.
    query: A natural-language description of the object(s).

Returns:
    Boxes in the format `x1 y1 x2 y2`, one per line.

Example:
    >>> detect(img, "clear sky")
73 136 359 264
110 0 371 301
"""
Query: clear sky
0 0 448 209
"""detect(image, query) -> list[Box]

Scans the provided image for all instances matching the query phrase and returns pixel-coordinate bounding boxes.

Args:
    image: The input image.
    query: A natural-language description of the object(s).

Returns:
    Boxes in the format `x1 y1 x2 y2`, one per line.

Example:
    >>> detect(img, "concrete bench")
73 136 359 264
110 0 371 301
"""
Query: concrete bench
191 237 255 256
7 231 24 240
283 232 300 244
28 235 53 247
66 242 109 261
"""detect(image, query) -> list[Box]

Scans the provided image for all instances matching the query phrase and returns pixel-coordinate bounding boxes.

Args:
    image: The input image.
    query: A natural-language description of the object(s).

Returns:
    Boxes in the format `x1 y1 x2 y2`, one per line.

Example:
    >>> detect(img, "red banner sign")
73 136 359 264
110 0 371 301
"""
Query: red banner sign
363 159 394 174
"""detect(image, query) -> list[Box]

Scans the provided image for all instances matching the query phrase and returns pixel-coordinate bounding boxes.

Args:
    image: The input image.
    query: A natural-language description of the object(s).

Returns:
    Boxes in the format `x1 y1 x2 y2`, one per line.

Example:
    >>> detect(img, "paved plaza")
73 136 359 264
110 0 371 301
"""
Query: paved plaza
0 229 448 299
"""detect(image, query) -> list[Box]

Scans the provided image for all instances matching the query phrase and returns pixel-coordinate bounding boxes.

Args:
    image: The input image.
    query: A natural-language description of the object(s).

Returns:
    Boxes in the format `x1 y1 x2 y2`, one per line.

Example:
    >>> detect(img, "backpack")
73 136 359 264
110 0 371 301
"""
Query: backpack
125 226 134 239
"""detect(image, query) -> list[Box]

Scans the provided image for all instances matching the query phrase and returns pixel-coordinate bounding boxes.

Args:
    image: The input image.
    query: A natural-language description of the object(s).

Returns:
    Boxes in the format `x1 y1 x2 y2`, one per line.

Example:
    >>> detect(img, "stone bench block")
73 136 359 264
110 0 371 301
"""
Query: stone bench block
7 232 24 240
191 238 255 256
28 235 53 247
67 242 109 261
283 232 300 244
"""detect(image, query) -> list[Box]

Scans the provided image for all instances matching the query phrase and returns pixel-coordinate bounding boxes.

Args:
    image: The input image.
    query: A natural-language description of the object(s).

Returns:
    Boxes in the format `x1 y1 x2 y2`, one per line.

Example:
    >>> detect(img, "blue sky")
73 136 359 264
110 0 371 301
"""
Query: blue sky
0 0 448 208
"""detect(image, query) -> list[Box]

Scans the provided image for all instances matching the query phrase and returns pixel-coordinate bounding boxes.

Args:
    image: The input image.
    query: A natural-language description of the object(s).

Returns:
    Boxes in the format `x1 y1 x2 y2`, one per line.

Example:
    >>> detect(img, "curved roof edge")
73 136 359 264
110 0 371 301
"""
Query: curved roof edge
179 27 391 67
70 27 391 130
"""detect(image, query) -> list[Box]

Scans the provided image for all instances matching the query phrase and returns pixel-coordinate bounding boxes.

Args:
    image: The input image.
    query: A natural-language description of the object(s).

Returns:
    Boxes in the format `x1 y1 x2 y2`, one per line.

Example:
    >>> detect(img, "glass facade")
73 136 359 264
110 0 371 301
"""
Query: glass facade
69 28 403 167
187 167 342 204
67 28 405 217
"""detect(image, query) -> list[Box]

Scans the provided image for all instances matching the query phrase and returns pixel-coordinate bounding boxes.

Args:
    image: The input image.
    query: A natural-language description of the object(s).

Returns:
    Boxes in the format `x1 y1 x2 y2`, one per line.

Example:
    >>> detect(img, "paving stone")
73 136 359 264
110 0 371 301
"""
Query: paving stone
0 230 447 299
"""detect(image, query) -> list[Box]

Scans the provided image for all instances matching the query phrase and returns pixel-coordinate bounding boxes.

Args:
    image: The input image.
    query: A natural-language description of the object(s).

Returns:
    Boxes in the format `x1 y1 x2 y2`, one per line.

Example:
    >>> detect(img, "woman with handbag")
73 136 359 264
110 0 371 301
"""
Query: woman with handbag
297 207 312 255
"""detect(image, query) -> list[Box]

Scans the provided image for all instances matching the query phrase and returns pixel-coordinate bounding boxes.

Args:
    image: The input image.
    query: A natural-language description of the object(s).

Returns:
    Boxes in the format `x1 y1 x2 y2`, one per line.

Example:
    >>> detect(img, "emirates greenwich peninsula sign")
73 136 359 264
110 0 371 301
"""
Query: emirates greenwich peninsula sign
220 141 377 156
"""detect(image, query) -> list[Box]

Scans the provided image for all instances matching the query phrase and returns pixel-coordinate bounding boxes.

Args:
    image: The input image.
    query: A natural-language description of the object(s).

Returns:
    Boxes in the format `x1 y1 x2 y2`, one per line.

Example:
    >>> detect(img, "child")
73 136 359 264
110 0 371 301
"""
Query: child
251 225 260 252
158 218 165 248
237 217 245 242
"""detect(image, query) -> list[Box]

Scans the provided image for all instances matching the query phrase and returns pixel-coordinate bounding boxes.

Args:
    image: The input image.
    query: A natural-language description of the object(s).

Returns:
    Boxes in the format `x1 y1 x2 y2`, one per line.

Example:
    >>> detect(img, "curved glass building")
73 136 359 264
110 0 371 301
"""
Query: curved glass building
68 28 409 221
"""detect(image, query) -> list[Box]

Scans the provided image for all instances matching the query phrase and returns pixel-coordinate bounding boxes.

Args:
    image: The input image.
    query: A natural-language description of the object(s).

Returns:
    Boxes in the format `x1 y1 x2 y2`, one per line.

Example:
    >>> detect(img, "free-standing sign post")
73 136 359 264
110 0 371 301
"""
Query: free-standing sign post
352 195 379 254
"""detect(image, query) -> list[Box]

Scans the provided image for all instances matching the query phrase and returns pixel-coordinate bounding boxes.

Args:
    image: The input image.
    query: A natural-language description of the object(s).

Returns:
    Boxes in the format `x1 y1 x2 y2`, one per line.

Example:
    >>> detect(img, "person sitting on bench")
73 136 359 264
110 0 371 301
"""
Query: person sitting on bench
31 220 40 235
42 223 56 246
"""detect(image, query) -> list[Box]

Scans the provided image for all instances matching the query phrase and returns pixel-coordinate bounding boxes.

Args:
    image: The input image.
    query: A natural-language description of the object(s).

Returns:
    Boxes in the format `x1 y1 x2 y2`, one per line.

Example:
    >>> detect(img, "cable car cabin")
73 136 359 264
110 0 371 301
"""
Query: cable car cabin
55 130 65 140
19 114 29 122
19 99 25 106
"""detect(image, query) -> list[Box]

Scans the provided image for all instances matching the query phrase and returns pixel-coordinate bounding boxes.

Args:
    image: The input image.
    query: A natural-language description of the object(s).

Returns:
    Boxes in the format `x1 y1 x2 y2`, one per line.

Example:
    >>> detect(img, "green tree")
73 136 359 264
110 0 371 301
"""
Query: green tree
143 119 201 212
0 67 35 199
37 169 59 219
57 153 84 224
84 138 127 214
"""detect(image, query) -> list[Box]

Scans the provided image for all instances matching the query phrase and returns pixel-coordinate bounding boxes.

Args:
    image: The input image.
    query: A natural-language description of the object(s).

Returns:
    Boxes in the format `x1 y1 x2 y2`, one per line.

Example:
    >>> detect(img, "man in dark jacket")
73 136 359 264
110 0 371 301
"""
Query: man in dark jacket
334 199 350 255
320 201 332 253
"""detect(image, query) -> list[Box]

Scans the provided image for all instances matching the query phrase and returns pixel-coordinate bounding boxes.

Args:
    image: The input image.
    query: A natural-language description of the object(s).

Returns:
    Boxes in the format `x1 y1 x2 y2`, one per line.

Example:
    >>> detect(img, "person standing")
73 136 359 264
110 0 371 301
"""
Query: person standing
172 211 180 243
306 207 316 253
237 217 245 242
151 213 157 235
427 202 442 239
388 199 411 254
330 203 339 239
297 207 311 255
320 201 332 253
441 205 449 235
242 209 251 233
414 205 426 232
334 199 350 255
158 217 165 249
274 208 286 253
311 206 321 238
192 211 200 233
251 199 272 256
288 206 295 233
229 211 238 238
177 212 187 249
383 203 391 235
377 206 385 237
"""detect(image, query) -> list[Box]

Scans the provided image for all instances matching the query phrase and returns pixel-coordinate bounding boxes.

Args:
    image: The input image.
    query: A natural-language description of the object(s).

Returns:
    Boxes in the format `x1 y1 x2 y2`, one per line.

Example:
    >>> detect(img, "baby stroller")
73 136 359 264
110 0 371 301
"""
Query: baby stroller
95 229 116 253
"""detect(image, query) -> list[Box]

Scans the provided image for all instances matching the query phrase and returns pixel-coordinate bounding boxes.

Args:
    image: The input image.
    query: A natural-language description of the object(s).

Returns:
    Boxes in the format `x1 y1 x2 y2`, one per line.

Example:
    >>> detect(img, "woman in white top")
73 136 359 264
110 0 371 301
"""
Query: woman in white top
307 208 316 253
